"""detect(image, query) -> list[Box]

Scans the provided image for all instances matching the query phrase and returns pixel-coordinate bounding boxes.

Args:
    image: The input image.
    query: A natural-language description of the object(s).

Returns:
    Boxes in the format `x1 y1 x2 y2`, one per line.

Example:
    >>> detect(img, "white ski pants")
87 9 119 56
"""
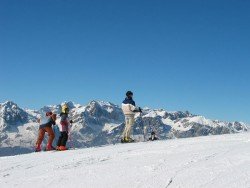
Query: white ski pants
122 115 135 139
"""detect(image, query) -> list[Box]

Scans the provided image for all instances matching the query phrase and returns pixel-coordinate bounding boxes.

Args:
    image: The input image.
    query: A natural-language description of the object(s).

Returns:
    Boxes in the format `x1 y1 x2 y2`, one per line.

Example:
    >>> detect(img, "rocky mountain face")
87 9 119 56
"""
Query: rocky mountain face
0 101 34 132
0 100 248 156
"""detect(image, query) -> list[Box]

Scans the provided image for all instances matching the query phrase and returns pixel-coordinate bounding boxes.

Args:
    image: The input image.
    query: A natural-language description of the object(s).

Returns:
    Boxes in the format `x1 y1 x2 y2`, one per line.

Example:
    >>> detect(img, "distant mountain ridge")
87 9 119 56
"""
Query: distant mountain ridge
0 100 248 156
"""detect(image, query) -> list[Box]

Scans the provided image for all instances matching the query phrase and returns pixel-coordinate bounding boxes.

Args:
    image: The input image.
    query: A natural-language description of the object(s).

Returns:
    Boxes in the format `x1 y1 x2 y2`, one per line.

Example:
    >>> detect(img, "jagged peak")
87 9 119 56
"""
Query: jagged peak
60 101 76 109
0 101 25 115
88 100 118 108
1 101 19 108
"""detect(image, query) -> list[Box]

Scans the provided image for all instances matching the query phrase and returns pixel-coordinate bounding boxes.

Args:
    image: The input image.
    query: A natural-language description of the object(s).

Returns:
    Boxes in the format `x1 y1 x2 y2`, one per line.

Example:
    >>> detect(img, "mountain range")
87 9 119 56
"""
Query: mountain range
0 100 248 157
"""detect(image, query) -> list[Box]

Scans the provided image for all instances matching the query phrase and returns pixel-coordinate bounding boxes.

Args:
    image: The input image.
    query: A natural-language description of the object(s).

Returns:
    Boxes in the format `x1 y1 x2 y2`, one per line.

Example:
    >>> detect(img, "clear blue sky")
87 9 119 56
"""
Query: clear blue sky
0 0 249 123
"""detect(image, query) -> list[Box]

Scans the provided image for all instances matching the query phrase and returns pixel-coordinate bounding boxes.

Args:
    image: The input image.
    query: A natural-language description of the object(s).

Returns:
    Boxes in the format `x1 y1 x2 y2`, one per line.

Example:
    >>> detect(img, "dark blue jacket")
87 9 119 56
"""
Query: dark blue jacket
122 97 136 106
39 117 56 129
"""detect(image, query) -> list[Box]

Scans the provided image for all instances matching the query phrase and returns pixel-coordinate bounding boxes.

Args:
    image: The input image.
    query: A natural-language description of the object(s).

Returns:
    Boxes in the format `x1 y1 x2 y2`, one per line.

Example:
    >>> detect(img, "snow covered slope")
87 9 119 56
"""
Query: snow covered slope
1 132 250 188
0 100 248 157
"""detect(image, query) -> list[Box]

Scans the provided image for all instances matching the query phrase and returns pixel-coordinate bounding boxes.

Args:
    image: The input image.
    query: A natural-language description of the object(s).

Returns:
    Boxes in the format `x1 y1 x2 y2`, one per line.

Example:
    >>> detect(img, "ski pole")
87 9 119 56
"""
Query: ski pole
140 112 147 142
68 122 74 149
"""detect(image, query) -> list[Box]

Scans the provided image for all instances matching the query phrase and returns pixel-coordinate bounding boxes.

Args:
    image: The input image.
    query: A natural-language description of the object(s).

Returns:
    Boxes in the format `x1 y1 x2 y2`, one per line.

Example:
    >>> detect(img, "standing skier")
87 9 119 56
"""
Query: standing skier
56 104 73 151
121 91 142 143
35 112 57 152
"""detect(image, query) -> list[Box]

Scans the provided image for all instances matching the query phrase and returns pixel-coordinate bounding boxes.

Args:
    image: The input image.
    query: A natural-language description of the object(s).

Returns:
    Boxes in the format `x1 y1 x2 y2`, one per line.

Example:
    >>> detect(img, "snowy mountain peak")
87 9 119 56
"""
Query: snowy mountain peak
61 101 76 109
38 101 78 115
85 100 121 117
1 101 21 112
88 100 118 109
92 100 114 107
0 101 31 132
188 116 215 127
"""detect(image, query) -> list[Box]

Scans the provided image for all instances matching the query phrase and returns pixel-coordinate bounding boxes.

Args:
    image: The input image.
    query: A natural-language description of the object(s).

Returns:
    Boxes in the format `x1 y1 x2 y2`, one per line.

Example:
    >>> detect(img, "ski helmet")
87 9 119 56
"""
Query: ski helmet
126 91 133 97
62 104 69 114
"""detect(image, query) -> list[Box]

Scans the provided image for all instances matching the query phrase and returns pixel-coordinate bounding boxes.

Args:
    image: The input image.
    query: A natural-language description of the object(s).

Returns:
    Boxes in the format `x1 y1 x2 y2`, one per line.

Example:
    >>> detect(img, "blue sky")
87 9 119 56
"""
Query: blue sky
0 0 249 123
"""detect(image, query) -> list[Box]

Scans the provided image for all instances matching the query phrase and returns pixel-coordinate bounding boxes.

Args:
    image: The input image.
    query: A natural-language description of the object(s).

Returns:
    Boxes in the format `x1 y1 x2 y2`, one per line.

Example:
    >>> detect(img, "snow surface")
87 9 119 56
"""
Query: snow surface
1 133 250 188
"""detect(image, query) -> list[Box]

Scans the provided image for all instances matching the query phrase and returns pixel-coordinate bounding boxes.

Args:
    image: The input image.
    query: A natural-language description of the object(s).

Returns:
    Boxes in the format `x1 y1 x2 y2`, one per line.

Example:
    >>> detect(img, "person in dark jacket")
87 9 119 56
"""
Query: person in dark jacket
121 91 142 143
35 112 57 152
56 104 73 151
148 131 159 141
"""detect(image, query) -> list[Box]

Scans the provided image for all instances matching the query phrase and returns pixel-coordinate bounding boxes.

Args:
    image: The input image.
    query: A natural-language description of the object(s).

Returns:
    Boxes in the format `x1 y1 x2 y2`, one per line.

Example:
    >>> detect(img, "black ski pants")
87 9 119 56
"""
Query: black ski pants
57 131 68 147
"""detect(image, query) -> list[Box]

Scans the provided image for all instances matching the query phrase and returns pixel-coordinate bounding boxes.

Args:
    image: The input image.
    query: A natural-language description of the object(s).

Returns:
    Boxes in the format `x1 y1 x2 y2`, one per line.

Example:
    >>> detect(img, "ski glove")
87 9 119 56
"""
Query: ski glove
70 120 73 124
133 107 142 113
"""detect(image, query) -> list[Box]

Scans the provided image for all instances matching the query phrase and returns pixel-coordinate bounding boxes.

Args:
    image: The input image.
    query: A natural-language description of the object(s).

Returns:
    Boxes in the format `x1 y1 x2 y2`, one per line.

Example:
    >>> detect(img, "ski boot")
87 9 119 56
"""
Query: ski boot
121 137 135 143
35 144 42 152
59 146 68 151
121 137 129 143
46 144 56 151
121 138 125 143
